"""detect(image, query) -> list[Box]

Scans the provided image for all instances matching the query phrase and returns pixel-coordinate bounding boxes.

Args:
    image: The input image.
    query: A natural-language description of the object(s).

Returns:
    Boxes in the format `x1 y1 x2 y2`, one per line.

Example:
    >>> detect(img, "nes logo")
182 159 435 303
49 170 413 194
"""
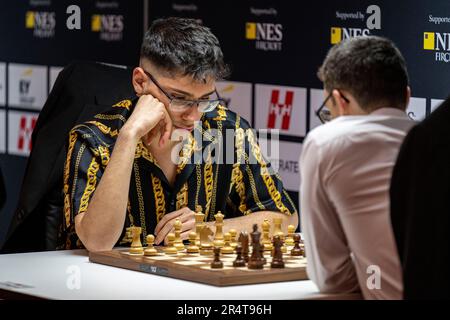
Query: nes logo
423 32 450 62
0 110 5 153
91 14 124 41
331 5 381 44
0 62 5 106
8 64 47 110
255 84 307 137
246 22 283 51
215 81 252 125
25 11 56 38
8 111 38 156
258 138 302 192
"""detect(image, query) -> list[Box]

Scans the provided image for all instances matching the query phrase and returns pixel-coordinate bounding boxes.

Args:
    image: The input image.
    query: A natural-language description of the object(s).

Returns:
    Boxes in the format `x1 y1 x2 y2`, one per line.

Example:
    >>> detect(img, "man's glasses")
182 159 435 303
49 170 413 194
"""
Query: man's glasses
315 90 350 124
142 69 224 113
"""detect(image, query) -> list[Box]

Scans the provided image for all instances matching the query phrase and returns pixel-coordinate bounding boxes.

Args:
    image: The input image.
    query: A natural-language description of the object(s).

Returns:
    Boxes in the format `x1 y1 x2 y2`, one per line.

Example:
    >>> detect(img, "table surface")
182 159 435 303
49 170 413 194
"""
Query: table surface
0 249 361 300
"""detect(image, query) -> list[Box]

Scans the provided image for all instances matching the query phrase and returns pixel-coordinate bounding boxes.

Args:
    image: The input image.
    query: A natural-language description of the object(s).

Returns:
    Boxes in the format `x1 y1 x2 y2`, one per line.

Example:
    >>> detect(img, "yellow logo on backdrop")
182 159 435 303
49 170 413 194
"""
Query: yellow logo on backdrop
246 23 257 40
424 32 435 50
91 15 101 32
331 27 342 44
26 11 35 29
21 69 33 77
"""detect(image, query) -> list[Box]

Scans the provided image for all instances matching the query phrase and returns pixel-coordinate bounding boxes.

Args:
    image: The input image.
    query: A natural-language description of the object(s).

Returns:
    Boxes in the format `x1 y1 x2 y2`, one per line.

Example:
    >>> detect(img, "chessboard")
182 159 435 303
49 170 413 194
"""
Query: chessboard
89 247 308 287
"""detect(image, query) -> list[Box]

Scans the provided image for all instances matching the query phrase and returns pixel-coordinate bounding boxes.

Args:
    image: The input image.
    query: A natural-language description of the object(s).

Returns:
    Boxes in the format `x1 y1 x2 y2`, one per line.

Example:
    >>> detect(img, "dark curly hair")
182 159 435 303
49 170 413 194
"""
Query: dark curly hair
141 17 230 82
318 36 409 111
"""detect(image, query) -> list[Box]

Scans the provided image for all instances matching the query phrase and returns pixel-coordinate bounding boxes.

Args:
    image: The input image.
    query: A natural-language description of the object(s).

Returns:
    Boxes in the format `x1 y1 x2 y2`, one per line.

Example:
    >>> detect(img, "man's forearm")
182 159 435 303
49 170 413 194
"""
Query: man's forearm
207 211 299 236
75 131 138 252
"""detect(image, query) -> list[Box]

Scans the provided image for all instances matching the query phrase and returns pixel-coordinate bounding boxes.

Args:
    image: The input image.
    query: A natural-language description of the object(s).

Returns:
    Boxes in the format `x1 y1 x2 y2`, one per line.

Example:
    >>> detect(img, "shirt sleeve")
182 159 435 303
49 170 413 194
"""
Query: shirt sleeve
300 135 359 293
60 127 106 249
227 118 297 217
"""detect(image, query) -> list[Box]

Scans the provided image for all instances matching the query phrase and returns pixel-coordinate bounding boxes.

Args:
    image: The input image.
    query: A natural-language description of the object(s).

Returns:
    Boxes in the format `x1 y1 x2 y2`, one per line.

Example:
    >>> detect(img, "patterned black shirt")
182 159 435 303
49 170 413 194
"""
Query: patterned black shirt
58 97 297 249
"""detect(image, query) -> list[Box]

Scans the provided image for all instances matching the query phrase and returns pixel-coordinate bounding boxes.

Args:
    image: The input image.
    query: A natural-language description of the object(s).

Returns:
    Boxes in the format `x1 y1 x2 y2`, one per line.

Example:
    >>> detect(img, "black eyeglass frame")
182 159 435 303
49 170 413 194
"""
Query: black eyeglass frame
315 89 350 124
142 69 224 113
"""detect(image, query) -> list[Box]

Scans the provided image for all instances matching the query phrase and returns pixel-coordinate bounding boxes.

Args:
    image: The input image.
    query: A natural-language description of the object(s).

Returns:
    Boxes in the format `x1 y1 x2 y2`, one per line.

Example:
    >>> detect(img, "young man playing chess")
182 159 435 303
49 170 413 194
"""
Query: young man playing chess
58 17 297 251
300 36 415 299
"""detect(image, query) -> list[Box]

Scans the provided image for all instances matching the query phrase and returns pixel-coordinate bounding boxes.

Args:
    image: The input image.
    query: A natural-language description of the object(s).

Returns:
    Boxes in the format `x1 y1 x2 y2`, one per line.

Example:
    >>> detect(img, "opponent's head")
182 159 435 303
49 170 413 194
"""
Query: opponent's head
317 36 410 122
132 17 229 131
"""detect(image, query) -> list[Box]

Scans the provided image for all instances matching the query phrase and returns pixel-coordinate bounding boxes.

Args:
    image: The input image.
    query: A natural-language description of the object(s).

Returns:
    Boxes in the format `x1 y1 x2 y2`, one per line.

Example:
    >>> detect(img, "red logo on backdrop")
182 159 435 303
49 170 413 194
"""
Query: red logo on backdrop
17 116 37 152
267 90 294 130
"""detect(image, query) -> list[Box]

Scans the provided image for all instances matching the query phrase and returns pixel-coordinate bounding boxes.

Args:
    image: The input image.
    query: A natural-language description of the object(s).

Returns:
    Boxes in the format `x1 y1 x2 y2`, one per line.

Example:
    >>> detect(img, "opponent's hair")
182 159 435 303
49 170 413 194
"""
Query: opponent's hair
318 36 409 111
141 17 229 81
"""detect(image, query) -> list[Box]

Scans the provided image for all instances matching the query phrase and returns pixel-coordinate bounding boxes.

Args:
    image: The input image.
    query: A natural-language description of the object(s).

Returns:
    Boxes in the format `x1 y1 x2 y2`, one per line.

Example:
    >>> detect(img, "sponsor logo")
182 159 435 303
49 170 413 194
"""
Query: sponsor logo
8 111 39 156
330 5 381 44
267 90 293 130
255 84 307 137
91 14 123 41
246 22 283 51
8 64 47 110
423 32 450 62
259 138 302 191
25 10 55 38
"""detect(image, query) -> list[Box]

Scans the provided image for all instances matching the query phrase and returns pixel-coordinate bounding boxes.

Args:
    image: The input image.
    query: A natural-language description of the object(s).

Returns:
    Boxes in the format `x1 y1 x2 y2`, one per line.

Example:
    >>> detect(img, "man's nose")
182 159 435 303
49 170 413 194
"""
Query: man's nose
182 105 201 121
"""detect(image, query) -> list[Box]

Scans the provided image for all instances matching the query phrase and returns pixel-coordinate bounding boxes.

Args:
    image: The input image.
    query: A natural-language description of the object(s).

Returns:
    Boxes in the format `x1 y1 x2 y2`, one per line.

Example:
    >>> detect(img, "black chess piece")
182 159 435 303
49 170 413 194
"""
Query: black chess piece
239 231 249 263
211 247 223 269
248 224 264 269
233 243 246 267
291 234 303 256
271 235 285 268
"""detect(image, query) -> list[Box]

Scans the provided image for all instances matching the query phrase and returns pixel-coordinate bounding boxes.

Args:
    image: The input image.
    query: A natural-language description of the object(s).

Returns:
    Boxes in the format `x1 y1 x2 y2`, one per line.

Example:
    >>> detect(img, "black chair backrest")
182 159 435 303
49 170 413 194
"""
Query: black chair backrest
2 61 135 253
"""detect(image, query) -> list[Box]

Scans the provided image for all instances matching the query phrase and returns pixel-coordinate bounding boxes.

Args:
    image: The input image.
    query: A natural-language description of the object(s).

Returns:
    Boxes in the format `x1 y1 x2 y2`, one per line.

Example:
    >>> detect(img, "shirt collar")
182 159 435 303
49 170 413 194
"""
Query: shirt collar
369 107 408 118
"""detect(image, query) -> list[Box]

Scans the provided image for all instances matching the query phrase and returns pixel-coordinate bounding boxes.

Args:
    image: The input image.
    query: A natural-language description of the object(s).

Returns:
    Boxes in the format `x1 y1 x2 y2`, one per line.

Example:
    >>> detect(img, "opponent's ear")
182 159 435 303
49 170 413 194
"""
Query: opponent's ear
331 89 350 116
132 67 149 96
404 86 411 110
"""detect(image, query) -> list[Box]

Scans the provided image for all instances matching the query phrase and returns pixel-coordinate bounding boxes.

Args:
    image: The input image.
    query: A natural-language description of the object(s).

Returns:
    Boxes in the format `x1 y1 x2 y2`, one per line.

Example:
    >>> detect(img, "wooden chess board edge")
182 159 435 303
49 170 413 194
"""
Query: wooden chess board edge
89 250 308 287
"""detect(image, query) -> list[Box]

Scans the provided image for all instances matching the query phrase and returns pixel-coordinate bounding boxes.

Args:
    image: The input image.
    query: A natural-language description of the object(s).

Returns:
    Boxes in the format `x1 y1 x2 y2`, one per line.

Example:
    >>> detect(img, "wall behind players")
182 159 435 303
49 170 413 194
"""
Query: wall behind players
1 0 450 246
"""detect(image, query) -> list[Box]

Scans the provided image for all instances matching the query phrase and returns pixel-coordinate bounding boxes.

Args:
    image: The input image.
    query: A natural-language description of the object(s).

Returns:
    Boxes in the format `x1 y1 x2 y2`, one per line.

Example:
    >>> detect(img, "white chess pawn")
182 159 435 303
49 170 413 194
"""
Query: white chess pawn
285 225 295 247
144 234 158 256
164 233 178 255
187 232 200 254
229 229 238 249
221 232 234 254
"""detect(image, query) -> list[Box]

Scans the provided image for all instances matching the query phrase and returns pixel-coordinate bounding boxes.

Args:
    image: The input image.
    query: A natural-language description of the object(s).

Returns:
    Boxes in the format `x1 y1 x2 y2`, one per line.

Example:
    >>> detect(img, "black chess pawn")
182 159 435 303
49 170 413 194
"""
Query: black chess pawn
239 231 249 263
211 247 223 269
291 234 303 256
233 243 246 267
248 224 265 269
271 235 285 268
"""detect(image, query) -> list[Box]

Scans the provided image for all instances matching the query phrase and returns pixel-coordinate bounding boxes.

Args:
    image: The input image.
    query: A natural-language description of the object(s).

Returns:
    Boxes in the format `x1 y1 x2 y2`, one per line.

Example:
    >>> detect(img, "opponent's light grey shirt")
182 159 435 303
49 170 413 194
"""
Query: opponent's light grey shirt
300 108 414 299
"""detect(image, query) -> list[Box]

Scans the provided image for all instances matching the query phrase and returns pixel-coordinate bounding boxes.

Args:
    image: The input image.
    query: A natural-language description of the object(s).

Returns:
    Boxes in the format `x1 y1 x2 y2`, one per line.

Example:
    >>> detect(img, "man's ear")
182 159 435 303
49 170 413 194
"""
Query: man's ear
132 67 148 96
404 86 411 110
331 89 349 116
